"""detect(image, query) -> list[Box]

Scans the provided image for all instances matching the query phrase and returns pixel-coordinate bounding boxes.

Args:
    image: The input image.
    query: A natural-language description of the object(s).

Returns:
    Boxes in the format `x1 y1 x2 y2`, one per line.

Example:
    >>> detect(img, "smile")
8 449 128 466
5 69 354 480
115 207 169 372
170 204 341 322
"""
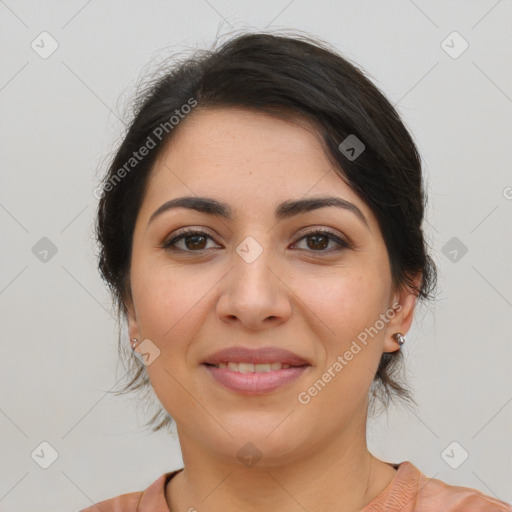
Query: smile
210 362 291 372
201 345 311 394
203 363 309 394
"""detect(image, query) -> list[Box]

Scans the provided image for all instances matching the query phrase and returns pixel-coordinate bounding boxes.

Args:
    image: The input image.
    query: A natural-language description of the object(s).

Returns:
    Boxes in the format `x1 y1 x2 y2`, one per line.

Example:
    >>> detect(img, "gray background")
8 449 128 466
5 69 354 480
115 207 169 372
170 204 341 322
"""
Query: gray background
1 1 511 510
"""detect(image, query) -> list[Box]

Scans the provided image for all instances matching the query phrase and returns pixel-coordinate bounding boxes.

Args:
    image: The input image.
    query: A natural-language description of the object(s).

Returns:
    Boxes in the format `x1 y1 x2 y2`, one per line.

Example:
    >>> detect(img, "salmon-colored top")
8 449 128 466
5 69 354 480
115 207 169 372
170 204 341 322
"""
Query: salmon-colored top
79 461 512 511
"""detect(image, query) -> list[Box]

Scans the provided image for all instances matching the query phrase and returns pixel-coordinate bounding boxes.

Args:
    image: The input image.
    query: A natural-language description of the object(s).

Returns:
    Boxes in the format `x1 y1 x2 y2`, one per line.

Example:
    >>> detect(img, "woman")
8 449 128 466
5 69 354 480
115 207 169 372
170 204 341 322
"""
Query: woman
81 32 511 511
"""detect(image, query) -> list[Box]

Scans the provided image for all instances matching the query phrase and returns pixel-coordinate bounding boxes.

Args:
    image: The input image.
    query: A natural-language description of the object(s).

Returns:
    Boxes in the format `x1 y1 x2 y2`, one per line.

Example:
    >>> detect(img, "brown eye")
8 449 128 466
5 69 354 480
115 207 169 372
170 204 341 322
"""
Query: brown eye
183 234 208 250
293 229 351 253
306 234 329 251
162 229 219 252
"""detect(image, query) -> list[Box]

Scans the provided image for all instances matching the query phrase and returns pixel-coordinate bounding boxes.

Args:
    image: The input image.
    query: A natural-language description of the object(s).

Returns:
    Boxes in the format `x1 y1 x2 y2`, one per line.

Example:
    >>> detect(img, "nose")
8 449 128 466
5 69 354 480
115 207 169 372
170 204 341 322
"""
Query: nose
216 243 292 331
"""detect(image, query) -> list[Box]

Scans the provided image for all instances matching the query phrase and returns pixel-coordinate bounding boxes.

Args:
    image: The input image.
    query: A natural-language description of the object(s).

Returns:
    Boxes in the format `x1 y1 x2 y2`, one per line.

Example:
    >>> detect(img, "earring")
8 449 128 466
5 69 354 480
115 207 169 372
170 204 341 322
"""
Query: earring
130 338 138 350
394 333 406 346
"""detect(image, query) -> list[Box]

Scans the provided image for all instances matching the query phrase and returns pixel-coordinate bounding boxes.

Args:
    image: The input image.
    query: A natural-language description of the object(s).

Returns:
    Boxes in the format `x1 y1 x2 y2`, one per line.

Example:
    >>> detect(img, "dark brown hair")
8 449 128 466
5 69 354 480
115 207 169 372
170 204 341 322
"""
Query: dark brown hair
96 31 438 432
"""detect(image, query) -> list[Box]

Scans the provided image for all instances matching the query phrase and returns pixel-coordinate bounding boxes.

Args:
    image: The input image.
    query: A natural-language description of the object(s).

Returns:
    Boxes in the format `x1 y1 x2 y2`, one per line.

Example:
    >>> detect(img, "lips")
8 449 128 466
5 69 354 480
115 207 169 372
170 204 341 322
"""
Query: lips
202 346 311 394
202 346 310 367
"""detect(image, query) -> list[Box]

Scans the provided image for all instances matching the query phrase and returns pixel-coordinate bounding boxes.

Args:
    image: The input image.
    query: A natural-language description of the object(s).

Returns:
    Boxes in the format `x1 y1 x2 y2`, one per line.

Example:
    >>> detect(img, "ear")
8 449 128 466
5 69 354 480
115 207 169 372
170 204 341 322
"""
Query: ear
383 273 422 354
125 296 141 343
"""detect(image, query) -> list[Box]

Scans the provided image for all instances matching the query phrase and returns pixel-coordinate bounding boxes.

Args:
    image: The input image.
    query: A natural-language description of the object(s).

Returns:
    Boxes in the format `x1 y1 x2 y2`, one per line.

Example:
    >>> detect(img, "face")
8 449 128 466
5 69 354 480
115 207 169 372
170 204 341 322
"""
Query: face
127 107 418 465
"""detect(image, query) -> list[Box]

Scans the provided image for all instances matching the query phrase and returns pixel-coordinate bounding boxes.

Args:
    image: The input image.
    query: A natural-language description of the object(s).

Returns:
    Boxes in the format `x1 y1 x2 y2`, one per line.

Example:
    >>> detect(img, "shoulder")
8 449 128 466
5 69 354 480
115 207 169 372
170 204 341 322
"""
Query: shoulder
364 461 511 512
415 467 512 512
78 470 181 512
79 490 143 512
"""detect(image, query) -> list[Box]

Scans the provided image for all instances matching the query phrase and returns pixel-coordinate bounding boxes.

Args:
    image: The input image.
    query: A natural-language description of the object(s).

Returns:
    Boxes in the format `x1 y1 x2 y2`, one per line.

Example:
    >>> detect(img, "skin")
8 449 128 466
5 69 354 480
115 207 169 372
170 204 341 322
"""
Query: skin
126 107 421 512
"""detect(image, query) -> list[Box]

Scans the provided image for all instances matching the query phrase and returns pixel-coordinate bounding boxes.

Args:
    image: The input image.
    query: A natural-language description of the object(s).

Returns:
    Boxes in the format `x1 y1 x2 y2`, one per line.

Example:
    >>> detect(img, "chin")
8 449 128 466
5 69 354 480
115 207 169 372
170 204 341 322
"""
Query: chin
207 423 307 467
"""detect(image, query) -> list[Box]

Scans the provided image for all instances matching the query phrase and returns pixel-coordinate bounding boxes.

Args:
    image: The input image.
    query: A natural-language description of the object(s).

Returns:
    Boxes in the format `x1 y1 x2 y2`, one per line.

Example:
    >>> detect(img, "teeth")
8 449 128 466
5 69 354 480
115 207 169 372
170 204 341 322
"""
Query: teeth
214 362 291 372
238 362 254 373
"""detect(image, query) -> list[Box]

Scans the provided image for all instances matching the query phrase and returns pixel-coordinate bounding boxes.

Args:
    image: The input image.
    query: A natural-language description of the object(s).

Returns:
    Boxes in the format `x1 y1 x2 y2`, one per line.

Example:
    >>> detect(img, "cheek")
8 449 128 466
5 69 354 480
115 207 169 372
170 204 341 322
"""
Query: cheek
295 267 386 340
130 260 214 422
293 268 388 391
130 257 219 349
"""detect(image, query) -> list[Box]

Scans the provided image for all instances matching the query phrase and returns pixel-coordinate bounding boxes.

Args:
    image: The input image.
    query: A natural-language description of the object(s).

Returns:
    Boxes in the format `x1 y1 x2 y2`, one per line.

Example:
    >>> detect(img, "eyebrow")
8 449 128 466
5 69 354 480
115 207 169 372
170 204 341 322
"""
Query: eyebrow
148 196 369 230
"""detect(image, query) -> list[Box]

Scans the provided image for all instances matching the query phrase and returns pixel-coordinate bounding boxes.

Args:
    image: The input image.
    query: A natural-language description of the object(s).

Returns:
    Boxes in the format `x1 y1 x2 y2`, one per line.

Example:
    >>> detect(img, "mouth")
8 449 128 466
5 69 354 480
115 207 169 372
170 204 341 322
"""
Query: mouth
201 346 311 394
205 361 295 372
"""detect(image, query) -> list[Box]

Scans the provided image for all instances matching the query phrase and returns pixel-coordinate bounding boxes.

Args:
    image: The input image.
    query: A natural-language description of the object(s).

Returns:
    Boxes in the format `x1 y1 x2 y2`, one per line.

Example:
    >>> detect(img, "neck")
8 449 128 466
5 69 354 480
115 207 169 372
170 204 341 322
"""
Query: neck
166 412 397 512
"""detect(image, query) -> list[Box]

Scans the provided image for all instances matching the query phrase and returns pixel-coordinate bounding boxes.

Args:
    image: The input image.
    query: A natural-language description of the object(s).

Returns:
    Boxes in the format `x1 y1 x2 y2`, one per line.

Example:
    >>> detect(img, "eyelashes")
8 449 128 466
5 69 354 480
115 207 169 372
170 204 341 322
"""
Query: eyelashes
162 228 219 252
161 227 353 255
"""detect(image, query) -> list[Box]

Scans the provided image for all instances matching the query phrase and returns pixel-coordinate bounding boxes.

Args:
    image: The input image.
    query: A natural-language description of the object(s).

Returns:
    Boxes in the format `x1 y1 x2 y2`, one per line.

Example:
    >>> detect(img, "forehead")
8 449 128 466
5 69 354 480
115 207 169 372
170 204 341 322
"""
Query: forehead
140 107 375 228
